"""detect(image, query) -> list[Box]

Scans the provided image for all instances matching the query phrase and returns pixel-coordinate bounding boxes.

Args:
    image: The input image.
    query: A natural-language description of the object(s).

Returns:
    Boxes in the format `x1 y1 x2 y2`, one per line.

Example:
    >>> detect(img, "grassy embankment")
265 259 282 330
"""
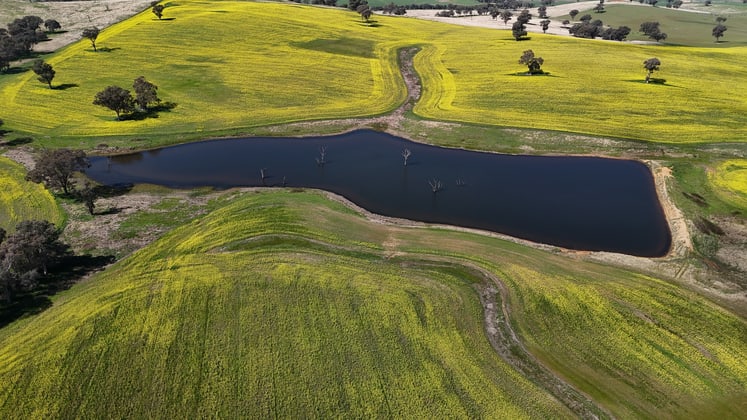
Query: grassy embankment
0 191 746 418
0 156 63 232
0 1 746 148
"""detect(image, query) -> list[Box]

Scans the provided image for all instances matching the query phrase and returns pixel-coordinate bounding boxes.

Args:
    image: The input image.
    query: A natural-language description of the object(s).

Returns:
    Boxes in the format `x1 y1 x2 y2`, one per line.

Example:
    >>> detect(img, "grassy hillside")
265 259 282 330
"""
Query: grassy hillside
0 156 63 232
1 190 746 417
709 159 747 209
597 4 747 47
0 192 571 418
0 1 745 146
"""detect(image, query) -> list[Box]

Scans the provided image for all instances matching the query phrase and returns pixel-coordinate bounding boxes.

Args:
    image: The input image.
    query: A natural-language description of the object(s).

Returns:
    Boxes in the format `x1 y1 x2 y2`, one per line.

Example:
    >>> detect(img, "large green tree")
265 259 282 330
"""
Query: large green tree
31 59 55 89
82 27 99 52
640 21 667 42
44 19 61 33
26 148 89 195
132 76 160 111
712 24 727 42
0 220 68 303
519 49 544 74
152 5 166 20
93 85 135 120
643 57 661 83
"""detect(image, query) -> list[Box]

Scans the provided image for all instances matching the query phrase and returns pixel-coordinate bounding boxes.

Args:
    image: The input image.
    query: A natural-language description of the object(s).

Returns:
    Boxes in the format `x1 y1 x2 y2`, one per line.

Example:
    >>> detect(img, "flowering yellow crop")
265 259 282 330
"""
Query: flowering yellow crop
1 1 745 146
709 159 747 209
0 156 63 231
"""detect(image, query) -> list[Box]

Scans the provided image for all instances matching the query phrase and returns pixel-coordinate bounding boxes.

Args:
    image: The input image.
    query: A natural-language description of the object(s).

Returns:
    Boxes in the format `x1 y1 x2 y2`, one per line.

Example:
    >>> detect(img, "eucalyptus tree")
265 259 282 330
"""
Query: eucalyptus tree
31 59 55 89
643 58 661 83
82 27 99 51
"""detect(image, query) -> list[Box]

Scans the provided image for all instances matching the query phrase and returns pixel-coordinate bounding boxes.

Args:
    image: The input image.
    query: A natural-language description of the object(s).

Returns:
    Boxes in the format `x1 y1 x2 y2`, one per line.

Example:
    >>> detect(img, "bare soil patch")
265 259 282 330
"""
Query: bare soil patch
1 0 155 53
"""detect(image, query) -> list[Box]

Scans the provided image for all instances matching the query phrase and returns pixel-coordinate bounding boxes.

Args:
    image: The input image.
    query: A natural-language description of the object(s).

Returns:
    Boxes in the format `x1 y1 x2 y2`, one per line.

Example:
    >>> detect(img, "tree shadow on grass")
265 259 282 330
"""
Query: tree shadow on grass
1 67 29 75
92 183 134 199
625 79 680 87
0 254 115 328
53 83 79 90
508 72 557 77
98 47 121 53
153 17 176 20
120 102 178 121
0 137 33 146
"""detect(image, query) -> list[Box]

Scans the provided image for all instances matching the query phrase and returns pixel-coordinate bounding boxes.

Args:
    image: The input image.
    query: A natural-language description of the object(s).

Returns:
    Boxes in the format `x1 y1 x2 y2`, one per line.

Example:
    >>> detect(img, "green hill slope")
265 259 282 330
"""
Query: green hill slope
0 156 63 232
1 190 745 417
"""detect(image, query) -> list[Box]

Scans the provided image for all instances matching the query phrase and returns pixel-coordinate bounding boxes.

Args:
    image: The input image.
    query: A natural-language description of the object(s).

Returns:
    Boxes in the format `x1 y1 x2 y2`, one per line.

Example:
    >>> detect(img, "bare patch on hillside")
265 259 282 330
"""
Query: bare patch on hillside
1 0 155 52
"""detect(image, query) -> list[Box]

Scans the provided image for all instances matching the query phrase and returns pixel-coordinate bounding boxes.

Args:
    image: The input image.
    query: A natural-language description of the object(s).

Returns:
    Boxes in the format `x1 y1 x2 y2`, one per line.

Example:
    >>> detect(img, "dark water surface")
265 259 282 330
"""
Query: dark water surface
87 130 671 256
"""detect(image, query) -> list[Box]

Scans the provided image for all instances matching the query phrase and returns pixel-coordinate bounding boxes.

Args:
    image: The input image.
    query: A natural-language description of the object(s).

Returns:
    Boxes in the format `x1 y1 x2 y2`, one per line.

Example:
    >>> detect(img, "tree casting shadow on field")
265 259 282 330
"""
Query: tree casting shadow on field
54 83 79 90
0 254 115 328
119 101 178 121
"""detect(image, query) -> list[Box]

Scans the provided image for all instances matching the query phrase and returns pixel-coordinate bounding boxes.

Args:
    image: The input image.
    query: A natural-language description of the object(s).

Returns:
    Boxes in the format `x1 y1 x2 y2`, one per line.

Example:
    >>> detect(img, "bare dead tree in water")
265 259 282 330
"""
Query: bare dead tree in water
402 148 411 166
429 179 443 193
316 146 327 166
260 168 267 185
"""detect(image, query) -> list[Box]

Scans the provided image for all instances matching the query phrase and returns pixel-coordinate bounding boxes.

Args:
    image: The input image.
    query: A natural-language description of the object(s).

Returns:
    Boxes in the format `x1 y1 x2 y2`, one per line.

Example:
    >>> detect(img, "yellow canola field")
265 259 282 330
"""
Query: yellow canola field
0 156 63 231
709 159 747 209
0 1 745 145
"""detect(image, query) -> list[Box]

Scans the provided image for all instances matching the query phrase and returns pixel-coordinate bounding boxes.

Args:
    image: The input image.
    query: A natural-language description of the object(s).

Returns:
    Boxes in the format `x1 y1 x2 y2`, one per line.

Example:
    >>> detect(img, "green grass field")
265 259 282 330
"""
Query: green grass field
590 4 747 47
0 1 745 147
0 156 63 232
709 159 747 209
1 191 746 417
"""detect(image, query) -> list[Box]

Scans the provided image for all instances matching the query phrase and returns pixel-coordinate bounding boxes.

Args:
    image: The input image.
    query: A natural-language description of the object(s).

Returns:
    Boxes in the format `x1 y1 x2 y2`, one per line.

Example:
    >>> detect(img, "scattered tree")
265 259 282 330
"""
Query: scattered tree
93 86 135 120
26 148 89 195
594 3 605 12
519 49 544 74
31 59 55 89
601 25 631 41
348 0 366 10
538 5 548 18
512 20 528 40
643 57 661 83
716 16 727 24
357 3 373 22
512 9 531 40
0 220 68 302
152 4 165 20
579 14 592 23
132 76 160 110
44 19 61 33
540 19 550 33
640 21 667 42
74 181 97 215
569 9 579 20
82 27 99 52
712 24 727 42
500 10 513 25
4 15 47 58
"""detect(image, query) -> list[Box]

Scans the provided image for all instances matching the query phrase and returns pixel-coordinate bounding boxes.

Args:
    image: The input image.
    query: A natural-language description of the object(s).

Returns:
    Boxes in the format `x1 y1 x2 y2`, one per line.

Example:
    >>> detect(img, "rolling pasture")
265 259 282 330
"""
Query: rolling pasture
0 1 745 146
1 191 746 418
594 4 747 47
0 156 63 232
